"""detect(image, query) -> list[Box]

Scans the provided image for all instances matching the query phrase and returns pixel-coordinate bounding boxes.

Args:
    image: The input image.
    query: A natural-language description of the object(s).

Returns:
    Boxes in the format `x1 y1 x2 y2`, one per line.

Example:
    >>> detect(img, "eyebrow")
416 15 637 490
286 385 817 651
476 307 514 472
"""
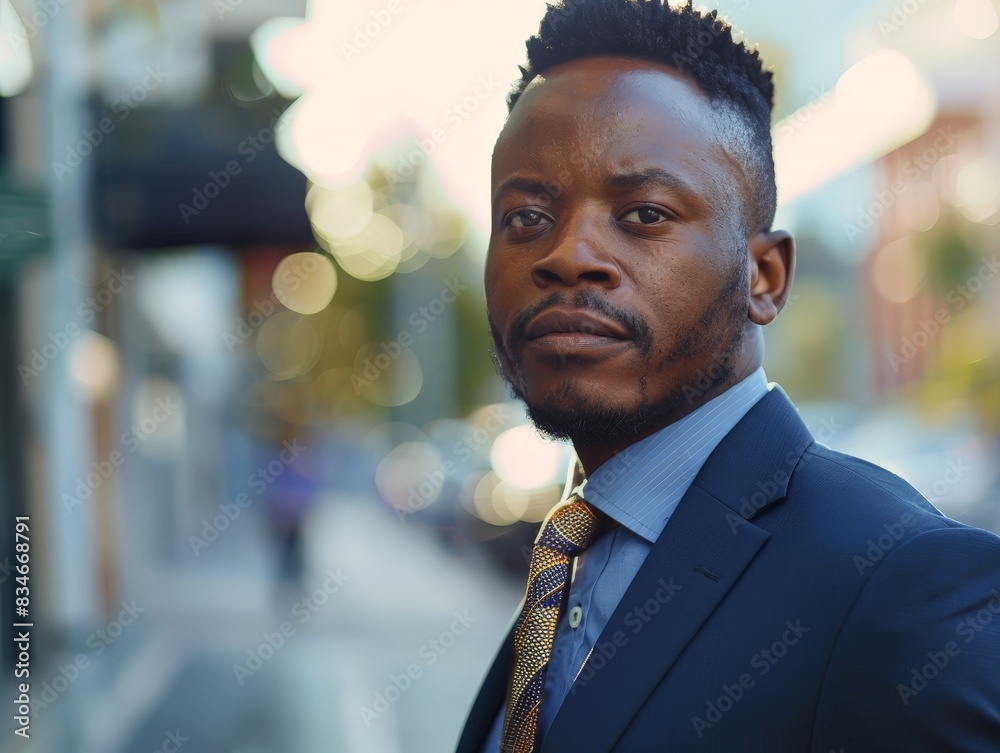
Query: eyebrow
491 176 556 205
605 168 700 203
491 168 703 208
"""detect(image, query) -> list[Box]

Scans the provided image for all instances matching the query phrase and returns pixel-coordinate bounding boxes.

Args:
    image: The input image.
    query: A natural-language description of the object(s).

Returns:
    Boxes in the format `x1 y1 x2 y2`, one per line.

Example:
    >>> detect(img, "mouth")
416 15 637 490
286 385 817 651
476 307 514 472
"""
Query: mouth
522 308 632 355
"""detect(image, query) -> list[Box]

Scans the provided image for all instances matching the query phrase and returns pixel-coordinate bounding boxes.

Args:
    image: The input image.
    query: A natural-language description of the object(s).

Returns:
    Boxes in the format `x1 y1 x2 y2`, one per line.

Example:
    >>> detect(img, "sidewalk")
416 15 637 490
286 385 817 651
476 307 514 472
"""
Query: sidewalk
8 494 520 753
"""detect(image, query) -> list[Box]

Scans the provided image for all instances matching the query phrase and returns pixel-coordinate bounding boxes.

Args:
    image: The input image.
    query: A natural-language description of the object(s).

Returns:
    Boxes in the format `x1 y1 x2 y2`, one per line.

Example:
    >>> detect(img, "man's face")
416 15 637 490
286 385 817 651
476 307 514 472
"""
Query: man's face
485 56 757 448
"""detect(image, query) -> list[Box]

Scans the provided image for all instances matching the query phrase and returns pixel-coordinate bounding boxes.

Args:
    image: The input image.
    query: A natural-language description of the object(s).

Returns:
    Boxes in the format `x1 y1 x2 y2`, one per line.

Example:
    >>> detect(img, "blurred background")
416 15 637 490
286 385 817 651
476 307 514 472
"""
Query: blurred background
0 0 999 751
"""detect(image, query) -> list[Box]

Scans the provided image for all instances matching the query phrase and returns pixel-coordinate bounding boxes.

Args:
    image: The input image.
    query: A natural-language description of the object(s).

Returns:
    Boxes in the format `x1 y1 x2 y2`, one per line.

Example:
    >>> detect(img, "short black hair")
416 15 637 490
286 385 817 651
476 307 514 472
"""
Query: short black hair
508 0 777 234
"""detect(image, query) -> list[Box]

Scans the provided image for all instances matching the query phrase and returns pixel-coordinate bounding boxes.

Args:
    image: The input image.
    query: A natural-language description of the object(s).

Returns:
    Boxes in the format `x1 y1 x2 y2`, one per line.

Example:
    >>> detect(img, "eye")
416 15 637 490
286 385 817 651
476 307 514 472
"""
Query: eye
506 209 550 228
619 206 671 225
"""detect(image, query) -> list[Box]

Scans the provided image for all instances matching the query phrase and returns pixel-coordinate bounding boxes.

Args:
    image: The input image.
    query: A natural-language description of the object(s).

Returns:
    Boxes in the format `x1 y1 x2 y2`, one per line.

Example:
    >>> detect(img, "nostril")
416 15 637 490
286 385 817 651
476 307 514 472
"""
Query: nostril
532 268 562 284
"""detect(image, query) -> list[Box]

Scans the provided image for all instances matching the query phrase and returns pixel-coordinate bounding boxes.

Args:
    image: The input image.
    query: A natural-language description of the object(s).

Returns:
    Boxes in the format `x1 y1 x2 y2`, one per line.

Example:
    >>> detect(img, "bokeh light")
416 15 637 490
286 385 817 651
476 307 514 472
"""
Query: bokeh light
376 440 445 513
255 311 323 379
353 340 423 406
954 0 999 39
0 0 33 96
307 180 374 243
956 161 1000 223
871 238 927 304
423 210 467 259
67 330 120 402
468 471 511 526
490 425 567 491
897 180 940 233
775 48 936 204
465 470 562 526
272 251 338 314
329 212 405 281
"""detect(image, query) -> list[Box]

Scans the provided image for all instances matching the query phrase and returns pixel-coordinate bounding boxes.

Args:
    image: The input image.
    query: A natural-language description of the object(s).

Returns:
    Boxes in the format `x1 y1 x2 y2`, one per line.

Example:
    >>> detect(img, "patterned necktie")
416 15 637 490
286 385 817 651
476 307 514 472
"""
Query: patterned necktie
500 495 605 753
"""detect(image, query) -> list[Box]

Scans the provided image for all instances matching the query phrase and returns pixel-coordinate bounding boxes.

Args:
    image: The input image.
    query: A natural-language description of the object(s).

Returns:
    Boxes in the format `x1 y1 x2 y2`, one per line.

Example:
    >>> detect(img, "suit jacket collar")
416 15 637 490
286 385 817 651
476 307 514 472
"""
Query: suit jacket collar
693 385 813 522
455 386 814 753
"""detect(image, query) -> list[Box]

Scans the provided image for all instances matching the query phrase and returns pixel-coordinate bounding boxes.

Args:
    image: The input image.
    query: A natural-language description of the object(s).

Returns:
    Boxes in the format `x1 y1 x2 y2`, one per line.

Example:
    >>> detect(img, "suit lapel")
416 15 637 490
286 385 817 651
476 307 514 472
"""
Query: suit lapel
542 387 814 751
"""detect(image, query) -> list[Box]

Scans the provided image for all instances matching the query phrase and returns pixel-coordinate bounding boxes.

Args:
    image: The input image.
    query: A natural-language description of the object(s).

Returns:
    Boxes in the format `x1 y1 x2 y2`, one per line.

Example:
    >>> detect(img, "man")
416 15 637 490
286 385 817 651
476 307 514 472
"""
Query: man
456 1 1000 751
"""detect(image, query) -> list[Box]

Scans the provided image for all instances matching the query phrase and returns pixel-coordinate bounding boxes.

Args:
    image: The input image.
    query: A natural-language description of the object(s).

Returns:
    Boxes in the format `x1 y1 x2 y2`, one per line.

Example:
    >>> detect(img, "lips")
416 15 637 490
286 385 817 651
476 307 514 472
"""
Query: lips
524 308 631 342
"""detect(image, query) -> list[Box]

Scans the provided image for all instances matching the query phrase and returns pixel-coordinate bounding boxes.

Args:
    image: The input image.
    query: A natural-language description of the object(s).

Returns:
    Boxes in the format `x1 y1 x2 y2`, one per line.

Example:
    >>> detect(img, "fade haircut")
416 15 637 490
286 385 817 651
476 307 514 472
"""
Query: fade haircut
507 0 777 235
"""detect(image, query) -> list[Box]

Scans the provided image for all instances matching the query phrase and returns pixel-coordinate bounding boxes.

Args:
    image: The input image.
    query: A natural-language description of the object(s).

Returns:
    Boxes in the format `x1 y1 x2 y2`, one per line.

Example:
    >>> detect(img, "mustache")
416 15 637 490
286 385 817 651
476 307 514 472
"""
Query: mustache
508 290 653 354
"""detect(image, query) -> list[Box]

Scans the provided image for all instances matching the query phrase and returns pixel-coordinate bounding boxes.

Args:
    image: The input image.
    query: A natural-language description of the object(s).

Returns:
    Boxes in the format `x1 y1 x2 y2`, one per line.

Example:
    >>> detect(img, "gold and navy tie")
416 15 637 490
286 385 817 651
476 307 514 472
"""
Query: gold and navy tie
499 495 605 753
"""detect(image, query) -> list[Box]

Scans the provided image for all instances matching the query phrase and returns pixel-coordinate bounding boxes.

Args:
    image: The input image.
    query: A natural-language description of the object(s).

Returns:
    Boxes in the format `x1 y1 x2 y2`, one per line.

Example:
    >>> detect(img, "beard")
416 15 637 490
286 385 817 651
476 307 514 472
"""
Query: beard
488 255 749 447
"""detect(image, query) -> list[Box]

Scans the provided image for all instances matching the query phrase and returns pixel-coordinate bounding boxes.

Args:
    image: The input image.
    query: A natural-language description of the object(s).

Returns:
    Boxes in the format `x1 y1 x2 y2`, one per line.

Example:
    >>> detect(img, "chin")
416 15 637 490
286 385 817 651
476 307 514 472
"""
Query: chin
522 386 675 447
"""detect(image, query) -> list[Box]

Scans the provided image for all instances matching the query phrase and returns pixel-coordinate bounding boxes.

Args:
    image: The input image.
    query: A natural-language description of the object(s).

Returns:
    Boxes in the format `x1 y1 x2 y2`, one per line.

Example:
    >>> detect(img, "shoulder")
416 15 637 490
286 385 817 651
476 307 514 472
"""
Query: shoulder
790 441 954 531
811 516 1000 746
786 442 1000 643
796 450 1000 745
754 440 1000 580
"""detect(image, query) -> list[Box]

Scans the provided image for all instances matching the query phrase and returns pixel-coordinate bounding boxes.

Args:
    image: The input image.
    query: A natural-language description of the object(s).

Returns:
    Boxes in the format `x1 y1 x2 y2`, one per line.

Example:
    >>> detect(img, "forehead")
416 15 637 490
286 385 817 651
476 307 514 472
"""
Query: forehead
492 57 734 197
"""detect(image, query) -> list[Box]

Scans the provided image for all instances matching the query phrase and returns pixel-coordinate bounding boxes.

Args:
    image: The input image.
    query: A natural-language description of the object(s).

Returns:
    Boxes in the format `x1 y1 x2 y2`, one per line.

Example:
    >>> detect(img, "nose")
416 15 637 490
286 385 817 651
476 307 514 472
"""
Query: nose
530 212 622 290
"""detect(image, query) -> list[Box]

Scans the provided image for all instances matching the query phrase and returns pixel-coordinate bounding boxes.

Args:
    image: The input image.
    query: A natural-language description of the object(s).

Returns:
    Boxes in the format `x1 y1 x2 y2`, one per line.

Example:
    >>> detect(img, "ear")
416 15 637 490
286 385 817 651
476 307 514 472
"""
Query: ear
747 229 795 326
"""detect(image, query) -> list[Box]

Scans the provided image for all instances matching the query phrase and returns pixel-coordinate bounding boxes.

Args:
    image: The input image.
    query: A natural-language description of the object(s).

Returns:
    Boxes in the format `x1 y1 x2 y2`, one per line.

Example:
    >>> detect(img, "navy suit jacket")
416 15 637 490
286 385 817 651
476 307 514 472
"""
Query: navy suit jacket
457 387 1000 752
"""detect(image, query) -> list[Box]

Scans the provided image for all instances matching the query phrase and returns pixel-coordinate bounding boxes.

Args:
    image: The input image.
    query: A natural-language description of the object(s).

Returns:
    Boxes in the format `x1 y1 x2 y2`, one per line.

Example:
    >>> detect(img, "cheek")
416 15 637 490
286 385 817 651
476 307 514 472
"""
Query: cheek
638 259 731 356
483 266 511 325
485 250 529 309
652 238 728 301
483 252 501 293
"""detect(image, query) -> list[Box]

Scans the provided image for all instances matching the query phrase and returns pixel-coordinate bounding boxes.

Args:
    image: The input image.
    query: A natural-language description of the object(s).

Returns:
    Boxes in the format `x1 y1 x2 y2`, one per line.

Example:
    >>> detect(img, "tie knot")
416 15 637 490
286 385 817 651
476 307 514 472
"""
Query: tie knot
536 496 604 558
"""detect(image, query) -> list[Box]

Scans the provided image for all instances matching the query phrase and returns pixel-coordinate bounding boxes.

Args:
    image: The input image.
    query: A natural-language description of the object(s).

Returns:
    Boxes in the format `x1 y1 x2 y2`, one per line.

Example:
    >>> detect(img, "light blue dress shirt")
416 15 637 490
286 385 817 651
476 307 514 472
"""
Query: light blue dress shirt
480 368 770 752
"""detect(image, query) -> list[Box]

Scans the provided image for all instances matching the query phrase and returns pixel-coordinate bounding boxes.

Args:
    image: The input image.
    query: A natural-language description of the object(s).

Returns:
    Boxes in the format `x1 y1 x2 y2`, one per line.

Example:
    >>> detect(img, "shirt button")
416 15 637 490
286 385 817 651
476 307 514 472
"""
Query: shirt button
568 605 583 629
